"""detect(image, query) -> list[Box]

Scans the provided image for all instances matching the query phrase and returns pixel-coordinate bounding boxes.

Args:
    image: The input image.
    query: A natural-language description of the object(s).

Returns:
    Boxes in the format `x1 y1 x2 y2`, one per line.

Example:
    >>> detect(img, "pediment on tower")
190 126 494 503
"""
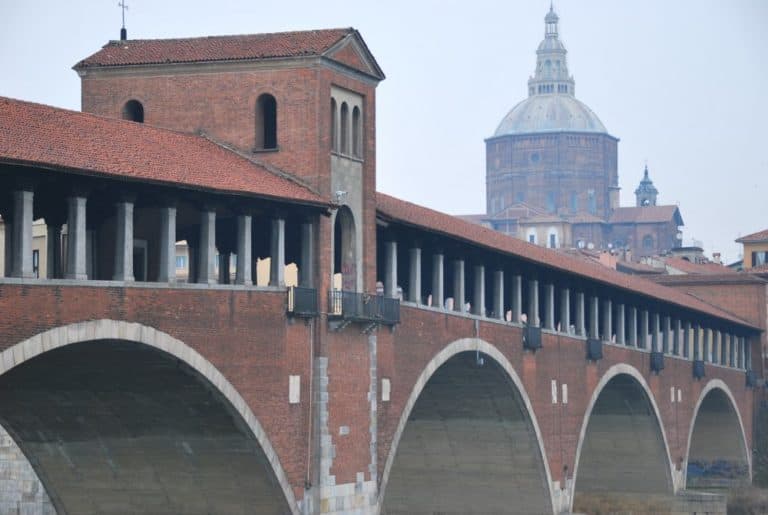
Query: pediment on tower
324 31 385 81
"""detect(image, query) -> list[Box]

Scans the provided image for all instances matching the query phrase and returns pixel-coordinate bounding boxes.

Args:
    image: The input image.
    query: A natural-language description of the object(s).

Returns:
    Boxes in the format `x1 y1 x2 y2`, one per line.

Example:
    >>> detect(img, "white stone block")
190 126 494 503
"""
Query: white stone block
561 383 568 405
551 379 558 404
289 375 301 404
381 378 391 402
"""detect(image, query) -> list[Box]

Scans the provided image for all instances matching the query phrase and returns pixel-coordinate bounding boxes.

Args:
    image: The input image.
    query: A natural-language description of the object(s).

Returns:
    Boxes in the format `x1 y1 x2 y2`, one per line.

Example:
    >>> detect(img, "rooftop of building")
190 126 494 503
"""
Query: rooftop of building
0 96 328 208
736 228 768 244
74 27 385 79
609 205 683 225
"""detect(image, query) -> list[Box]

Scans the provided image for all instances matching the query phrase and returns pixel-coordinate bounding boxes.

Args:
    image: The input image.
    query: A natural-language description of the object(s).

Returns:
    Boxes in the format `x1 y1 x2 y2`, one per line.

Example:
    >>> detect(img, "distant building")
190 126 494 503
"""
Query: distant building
736 228 768 270
462 7 684 261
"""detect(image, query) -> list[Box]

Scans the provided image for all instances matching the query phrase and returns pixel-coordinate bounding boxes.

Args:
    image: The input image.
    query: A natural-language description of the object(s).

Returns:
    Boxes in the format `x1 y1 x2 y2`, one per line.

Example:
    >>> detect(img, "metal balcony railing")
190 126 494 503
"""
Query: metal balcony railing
287 286 318 317
328 290 400 325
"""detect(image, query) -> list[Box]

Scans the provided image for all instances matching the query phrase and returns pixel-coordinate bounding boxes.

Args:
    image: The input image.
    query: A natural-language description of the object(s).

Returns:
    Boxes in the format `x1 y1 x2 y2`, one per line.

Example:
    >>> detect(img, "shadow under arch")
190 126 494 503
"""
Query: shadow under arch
0 319 298 515
378 338 555 515
571 364 675 513
685 379 751 488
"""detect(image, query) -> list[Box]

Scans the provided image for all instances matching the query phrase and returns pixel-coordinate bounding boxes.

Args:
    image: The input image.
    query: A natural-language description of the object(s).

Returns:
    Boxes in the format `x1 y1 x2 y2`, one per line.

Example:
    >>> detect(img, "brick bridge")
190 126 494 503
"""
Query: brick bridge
0 28 762 515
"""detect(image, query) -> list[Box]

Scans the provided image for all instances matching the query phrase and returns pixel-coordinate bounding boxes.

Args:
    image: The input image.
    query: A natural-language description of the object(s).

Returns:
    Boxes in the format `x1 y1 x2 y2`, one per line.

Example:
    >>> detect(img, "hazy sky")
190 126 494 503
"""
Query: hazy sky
1 1 766 263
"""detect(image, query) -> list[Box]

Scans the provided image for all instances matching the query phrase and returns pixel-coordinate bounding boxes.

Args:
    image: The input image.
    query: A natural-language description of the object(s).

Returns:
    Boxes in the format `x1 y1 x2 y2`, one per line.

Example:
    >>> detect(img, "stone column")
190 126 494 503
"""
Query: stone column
683 322 691 359
662 316 671 354
384 240 397 298
616 303 626 344
640 310 649 349
158 205 177 283
543 283 555 330
712 330 720 365
575 292 586 337
560 287 571 333
409 247 421 304
46 224 62 279
473 264 485 316
651 313 660 353
270 217 285 287
432 252 444 308
528 279 539 326
589 296 599 339
493 269 504 320
673 319 682 356
299 221 314 288
197 207 217 284
602 299 612 342
692 324 700 361
724 333 731 366
65 195 87 280
3 214 12 277
745 338 752 370
730 334 736 367
716 331 724 365
235 214 253 286
453 259 465 313
703 328 712 363
512 275 522 323
738 337 745 369
112 198 134 281
11 189 34 278
628 307 638 347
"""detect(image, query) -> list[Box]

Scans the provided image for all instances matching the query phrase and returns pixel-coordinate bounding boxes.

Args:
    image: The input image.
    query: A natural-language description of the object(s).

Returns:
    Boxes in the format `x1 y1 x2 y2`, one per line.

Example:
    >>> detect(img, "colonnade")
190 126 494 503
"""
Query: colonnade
381 240 750 370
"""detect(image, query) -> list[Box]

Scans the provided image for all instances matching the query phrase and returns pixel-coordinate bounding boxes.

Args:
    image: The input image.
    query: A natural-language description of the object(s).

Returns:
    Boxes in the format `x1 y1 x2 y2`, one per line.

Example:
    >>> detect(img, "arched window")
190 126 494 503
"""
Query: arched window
255 94 277 150
547 228 558 249
330 98 338 152
122 100 144 123
352 106 361 158
340 102 349 155
642 235 654 250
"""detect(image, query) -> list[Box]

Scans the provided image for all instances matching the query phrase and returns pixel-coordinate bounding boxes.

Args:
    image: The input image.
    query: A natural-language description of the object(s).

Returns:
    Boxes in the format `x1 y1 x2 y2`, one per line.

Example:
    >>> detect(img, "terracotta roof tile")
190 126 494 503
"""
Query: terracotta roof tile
663 256 736 275
75 28 353 68
736 228 768 243
609 205 683 224
376 192 757 330
0 97 327 207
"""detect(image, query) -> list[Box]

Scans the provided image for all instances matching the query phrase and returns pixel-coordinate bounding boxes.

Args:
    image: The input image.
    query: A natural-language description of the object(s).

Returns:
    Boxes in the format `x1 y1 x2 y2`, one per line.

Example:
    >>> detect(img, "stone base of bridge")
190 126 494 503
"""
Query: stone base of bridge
572 490 726 515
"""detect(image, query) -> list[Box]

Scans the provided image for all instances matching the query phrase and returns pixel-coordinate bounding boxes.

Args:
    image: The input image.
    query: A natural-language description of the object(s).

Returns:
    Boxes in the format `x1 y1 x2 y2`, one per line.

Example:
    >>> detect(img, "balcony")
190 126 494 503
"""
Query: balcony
287 286 318 318
328 290 400 330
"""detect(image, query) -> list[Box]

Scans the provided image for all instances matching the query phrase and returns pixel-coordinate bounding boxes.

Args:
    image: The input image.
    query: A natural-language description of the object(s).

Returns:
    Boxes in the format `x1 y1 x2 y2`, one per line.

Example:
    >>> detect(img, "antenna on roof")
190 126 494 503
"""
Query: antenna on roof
118 0 129 41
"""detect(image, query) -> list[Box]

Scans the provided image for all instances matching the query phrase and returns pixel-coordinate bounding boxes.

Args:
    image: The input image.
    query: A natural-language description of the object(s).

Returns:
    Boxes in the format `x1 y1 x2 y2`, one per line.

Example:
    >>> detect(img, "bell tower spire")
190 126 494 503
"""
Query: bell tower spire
528 5 575 97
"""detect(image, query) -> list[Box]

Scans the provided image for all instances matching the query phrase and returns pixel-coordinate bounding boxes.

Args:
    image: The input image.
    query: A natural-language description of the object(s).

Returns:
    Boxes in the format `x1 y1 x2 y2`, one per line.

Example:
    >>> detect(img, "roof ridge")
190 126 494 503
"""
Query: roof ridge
199 133 325 200
100 27 354 46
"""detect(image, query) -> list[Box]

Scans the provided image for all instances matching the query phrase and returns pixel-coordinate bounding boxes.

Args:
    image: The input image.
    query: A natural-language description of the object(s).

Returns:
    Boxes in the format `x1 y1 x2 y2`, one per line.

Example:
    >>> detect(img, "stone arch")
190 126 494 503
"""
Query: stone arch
377 338 555 515
685 379 751 487
122 99 144 123
0 319 299 515
333 205 357 291
571 364 675 513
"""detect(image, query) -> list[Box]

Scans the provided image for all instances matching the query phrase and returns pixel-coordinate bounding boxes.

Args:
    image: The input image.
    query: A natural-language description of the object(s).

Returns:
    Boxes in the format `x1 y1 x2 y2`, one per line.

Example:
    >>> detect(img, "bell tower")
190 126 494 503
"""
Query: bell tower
635 165 659 207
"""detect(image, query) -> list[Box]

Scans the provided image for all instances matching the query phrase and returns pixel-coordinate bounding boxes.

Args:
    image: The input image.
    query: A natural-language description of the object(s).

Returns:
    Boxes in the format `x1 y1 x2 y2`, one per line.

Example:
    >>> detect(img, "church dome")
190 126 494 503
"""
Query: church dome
494 94 607 136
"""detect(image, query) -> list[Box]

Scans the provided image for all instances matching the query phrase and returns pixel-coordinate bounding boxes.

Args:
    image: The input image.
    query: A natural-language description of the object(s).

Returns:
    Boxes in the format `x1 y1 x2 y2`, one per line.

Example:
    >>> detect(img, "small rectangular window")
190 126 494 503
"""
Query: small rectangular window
176 255 187 269
32 249 39 278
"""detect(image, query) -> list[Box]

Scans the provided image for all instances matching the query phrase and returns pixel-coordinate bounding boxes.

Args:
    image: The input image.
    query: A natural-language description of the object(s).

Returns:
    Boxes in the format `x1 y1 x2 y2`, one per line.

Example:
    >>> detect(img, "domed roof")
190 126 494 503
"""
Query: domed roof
494 94 607 136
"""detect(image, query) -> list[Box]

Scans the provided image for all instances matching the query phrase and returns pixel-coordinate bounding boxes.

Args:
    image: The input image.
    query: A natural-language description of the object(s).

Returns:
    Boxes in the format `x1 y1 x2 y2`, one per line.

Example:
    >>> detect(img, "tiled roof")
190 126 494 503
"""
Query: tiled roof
375 192 758 330
609 205 683 225
75 28 353 68
0 97 327 207
736 228 768 243
652 273 767 286
663 256 736 276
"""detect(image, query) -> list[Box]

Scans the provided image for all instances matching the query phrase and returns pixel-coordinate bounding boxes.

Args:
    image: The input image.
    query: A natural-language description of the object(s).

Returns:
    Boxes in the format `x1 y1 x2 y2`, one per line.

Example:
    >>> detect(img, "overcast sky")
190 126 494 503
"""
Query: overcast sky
1 1 766 263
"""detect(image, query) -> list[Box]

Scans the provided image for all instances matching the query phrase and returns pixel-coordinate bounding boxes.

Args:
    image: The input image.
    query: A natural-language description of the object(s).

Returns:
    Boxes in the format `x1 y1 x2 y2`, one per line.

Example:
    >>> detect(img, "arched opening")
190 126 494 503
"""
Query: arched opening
381 349 553 514
330 97 338 152
333 206 357 291
352 106 361 158
0 333 294 514
255 93 277 150
339 102 349 155
686 384 750 489
642 234 654 250
122 99 144 123
573 372 673 513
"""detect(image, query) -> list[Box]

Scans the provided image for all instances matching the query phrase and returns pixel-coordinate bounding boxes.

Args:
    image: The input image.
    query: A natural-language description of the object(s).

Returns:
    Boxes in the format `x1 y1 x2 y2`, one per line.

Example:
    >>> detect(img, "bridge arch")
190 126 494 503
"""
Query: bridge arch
571 364 675 513
685 379 751 488
378 338 555 515
0 319 299 515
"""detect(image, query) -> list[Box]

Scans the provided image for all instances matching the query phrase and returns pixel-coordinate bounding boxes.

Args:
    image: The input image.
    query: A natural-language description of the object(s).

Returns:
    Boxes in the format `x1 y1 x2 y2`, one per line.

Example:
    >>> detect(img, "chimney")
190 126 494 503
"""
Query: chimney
712 252 722 265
